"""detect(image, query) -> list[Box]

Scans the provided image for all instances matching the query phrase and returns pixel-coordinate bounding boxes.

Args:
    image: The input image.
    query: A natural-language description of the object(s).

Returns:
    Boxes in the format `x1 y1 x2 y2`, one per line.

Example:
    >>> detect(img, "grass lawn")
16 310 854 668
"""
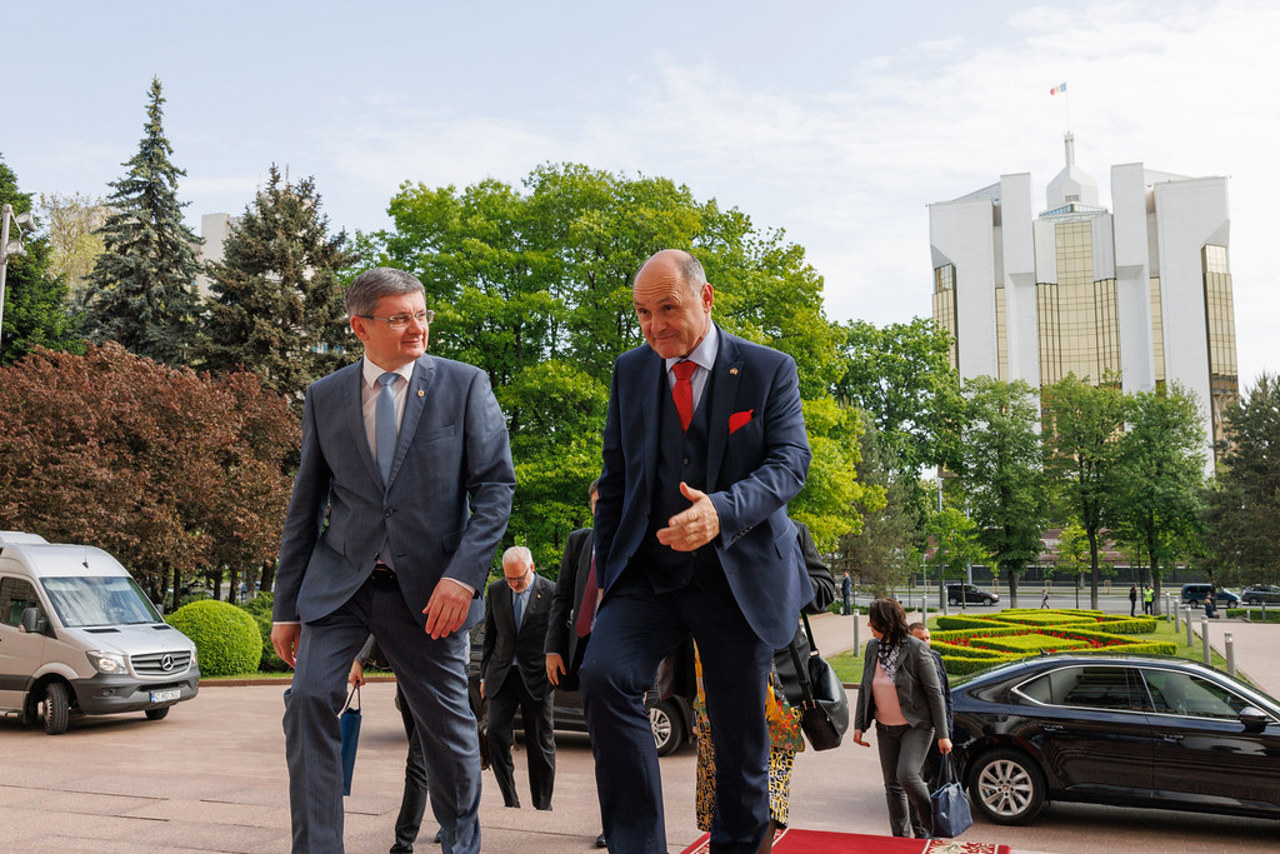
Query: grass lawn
827 612 1239 687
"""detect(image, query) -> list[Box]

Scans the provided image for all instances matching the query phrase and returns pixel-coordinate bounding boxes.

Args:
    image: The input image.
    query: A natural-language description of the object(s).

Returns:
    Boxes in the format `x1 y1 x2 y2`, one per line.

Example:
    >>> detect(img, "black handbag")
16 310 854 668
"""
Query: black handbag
786 613 850 750
930 752 974 838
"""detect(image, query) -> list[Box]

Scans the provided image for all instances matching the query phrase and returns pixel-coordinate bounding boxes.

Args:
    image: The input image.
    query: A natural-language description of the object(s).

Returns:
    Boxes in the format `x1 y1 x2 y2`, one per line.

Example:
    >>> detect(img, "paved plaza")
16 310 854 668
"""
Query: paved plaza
1 613 1276 853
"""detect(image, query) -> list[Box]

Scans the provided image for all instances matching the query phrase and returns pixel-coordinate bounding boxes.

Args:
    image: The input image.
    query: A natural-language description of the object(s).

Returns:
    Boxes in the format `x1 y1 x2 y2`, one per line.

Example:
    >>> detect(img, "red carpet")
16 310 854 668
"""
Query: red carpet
680 829 1011 854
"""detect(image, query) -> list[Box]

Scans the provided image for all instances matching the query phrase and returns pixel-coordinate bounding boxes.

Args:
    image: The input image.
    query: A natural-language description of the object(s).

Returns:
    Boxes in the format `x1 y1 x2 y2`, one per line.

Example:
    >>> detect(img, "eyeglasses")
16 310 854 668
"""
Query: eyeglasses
358 309 435 330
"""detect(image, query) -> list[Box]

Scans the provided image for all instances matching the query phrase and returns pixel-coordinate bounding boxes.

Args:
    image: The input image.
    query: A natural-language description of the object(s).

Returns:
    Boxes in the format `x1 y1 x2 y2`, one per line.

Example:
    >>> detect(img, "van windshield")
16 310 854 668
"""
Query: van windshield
40 576 162 628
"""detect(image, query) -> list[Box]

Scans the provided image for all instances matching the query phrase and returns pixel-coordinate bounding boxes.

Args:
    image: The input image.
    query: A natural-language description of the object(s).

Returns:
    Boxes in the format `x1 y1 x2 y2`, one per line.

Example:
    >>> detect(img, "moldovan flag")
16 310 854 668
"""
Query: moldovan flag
1050 82 1067 95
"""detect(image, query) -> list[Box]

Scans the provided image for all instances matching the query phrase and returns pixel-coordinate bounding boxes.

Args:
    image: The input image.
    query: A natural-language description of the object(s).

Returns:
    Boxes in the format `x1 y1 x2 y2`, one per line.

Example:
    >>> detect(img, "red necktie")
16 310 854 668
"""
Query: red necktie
672 360 697 431
575 551 597 638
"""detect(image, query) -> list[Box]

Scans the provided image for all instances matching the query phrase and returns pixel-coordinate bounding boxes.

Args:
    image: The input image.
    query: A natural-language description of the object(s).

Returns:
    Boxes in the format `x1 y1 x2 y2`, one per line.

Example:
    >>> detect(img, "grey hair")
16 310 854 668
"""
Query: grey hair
345 267 426 318
588 477 601 499
502 545 533 568
675 251 708 296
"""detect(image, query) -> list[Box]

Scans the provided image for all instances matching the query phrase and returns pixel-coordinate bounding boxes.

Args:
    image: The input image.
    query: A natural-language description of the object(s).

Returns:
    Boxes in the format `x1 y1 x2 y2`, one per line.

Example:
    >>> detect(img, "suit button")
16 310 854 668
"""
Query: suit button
384 510 393 517
682 456 691 466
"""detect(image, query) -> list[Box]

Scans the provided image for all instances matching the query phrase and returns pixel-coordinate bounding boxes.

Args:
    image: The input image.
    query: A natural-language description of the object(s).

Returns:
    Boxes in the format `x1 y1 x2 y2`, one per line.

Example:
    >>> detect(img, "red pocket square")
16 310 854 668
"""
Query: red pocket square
729 409 754 434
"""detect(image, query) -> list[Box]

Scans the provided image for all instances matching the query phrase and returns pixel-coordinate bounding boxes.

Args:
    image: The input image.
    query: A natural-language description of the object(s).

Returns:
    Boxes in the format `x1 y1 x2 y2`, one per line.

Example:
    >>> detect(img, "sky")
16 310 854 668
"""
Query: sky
6 0 1279 388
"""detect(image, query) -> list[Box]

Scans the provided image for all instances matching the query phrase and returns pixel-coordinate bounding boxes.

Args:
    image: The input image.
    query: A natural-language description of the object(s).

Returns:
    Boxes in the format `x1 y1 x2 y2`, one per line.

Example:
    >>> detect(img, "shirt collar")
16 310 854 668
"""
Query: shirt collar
362 356 417 388
664 321 718 374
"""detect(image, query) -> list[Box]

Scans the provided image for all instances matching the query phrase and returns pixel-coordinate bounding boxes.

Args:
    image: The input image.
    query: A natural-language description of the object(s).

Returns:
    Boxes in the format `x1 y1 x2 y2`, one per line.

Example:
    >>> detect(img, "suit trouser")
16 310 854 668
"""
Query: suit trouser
392 683 430 853
874 721 935 838
581 565 773 854
283 574 481 854
486 671 556 809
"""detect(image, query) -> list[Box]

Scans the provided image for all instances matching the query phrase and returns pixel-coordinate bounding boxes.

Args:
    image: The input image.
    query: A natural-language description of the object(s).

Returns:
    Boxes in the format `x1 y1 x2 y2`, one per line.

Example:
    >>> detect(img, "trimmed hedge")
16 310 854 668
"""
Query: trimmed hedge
168 600 262 677
930 608 1169 673
236 593 289 672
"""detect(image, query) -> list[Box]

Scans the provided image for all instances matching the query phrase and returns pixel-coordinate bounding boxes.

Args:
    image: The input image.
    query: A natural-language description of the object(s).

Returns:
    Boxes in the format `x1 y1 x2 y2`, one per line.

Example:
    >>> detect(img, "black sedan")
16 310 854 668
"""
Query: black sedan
950 654 1280 825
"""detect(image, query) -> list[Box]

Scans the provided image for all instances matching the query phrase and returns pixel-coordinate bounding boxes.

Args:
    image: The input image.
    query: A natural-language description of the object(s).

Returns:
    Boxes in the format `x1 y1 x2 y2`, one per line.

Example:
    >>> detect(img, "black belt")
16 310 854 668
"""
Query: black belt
371 563 396 582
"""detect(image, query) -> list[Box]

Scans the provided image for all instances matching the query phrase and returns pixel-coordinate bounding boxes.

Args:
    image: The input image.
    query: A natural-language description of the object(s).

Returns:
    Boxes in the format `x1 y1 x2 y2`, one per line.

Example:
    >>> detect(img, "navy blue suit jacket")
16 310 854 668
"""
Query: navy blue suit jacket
593 325 811 649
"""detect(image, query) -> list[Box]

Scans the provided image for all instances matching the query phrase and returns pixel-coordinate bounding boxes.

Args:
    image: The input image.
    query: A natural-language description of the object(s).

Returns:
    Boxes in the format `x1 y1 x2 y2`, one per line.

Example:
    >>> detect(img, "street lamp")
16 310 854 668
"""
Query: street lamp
0 203 37 353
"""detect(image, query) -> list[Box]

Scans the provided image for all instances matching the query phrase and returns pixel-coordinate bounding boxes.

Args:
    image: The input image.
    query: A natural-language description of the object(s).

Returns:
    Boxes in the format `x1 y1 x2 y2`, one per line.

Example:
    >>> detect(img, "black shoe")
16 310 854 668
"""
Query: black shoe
594 832 607 848
536 804 553 811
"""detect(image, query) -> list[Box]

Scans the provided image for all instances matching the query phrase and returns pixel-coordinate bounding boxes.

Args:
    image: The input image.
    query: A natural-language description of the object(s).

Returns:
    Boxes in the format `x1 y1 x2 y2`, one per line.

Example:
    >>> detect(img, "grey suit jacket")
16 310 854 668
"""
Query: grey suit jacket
482 573 554 701
273 354 515 627
853 635 950 738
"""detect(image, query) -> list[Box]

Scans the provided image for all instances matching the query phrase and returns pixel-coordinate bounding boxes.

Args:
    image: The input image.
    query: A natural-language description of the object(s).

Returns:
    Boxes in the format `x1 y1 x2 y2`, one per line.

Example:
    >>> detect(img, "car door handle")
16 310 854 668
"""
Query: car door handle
1161 734 1184 743
1043 724 1065 733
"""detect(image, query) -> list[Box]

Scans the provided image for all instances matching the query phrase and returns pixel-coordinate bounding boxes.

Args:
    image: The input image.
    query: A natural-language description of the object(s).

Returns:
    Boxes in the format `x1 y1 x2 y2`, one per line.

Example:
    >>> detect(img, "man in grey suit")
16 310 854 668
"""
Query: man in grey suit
271 267 515 854
481 546 556 810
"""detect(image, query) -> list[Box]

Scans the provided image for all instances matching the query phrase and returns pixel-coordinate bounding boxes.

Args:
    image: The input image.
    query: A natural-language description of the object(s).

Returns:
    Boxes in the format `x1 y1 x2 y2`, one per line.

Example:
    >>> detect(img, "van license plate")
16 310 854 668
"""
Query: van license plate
151 689 180 703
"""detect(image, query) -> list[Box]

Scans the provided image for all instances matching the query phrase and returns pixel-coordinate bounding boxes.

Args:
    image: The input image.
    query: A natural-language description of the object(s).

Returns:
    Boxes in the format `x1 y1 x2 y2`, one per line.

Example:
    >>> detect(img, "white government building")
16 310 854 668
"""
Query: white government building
929 133 1237 474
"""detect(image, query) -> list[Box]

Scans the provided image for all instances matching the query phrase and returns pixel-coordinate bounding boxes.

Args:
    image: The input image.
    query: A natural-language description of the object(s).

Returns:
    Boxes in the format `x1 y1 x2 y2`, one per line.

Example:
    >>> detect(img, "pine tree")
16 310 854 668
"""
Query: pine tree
0 155 81 364
81 77 202 366
200 165 358 400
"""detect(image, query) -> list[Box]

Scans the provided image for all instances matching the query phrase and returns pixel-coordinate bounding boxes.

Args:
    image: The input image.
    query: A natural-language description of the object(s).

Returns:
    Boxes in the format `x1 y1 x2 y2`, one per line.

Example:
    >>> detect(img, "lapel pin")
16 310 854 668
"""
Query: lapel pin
417 389 425 398
729 367 739 376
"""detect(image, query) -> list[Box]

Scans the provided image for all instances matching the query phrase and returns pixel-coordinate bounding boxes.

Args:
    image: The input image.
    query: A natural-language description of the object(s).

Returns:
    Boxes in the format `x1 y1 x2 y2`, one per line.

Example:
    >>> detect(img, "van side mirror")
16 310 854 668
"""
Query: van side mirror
20 606 49 636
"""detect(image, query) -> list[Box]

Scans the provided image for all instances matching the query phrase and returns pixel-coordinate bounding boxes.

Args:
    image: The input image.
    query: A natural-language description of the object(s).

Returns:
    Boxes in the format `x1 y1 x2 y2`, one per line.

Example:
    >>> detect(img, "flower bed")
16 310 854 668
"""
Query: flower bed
930 609 1169 673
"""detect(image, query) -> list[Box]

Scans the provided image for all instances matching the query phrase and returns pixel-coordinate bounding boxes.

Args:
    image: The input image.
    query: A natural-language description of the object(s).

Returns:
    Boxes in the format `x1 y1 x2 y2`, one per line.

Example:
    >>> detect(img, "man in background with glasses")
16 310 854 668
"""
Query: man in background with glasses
480 545 557 811
272 266 515 854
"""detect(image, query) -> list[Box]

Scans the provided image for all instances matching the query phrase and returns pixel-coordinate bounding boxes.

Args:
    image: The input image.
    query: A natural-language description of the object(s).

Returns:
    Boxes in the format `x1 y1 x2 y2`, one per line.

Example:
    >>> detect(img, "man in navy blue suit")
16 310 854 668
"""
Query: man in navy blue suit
581 249 811 854
271 267 514 854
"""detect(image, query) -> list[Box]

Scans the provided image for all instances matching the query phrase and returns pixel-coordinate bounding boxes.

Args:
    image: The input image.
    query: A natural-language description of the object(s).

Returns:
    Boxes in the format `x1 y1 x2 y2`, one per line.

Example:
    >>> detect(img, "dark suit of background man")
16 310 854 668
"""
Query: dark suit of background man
545 478 600 693
580 249 812 854
481 546 556 810
271 267 515 854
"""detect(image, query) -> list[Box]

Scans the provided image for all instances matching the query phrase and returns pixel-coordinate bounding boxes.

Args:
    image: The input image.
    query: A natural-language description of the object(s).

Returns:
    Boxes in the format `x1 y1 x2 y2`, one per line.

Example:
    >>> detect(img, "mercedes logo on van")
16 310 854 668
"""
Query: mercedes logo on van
160 654 174 672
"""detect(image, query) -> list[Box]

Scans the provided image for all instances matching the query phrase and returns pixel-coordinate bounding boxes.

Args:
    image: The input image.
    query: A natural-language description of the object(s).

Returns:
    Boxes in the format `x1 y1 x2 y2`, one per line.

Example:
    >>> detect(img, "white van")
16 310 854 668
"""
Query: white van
0 532 200 734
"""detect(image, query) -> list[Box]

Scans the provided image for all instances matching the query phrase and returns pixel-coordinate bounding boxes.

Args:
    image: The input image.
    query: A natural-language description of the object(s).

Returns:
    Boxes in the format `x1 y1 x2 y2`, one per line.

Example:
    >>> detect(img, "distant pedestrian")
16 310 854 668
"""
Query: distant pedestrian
1129 584 1138 617
841 572 853 616
1143 585 1154 615
1040 588 1049 609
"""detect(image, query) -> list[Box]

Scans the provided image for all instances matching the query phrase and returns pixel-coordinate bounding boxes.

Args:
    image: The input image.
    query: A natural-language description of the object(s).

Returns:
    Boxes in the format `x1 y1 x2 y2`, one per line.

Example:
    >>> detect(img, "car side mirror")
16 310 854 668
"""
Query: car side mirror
1240 706 1270 734
20 606 49 636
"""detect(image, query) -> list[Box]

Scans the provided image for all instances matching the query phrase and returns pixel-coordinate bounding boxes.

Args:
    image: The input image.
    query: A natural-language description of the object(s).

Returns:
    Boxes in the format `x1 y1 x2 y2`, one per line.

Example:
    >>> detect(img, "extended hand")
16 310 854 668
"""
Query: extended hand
656 482 720 552
852 728 870 747
546 653 566 686
423 578 471 639
270 623 301 668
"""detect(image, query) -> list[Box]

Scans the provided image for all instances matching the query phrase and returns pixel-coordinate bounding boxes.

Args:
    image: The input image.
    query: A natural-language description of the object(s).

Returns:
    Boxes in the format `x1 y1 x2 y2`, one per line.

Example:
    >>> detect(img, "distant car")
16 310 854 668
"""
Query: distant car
1241 585 1280 606
1180 584 1239 608
950 654 1280 825
467 623 692 756
947 582 999 606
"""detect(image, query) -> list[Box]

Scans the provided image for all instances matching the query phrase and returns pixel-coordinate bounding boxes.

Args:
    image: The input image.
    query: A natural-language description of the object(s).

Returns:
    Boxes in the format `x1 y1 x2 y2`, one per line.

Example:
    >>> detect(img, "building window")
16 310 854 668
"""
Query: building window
1202 245 1238 457
933 264 958 370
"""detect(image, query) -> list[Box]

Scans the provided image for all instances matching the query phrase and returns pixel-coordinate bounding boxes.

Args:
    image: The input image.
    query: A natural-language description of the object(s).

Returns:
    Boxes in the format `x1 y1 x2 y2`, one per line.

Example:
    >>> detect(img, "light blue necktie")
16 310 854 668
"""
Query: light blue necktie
375 372 398 483
513 590 524 633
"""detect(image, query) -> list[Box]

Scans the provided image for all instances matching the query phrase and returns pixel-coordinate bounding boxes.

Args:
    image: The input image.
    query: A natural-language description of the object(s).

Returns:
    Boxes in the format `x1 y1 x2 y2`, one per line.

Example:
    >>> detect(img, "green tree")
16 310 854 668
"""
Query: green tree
368 162 860 568
201 165 359 400
1110 385 1205 613
1203 374 1280 585
81 78 202 366
0 343 298 611
1053 522 1091 608
0 157 81 364
1042 374 1126 609
37 191 109 302
838 412 915 595
835 317 966 475
926 506 989 610
960 377 1046 608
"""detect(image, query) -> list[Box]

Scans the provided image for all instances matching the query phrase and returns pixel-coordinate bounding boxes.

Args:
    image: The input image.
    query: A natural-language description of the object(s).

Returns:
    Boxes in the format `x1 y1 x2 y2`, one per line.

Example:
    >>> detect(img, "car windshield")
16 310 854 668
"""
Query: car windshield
40 576 162 628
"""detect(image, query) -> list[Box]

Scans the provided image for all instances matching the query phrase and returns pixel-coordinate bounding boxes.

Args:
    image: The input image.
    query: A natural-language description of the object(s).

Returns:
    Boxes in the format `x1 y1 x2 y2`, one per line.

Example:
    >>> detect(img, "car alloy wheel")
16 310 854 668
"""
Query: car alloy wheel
650 700 686 757
970 748 1045 825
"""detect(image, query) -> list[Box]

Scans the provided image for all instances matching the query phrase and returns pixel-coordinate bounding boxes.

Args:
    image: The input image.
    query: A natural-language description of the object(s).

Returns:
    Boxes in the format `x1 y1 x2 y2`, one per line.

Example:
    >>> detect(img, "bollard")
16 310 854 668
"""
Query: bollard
853 611 860 653
1201 615 1211 666
1174 603 1180 633
1225 632 1235 678
1185 607 1193 649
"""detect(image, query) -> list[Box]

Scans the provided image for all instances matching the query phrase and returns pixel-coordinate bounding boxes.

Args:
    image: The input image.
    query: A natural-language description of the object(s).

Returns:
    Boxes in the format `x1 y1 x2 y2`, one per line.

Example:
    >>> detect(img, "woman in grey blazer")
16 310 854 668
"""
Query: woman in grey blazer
851 598 952 838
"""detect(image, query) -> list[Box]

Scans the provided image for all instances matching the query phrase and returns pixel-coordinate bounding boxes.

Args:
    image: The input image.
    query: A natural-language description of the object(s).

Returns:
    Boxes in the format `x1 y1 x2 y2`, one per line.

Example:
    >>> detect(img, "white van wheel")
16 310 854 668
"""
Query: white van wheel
41 682 70 735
